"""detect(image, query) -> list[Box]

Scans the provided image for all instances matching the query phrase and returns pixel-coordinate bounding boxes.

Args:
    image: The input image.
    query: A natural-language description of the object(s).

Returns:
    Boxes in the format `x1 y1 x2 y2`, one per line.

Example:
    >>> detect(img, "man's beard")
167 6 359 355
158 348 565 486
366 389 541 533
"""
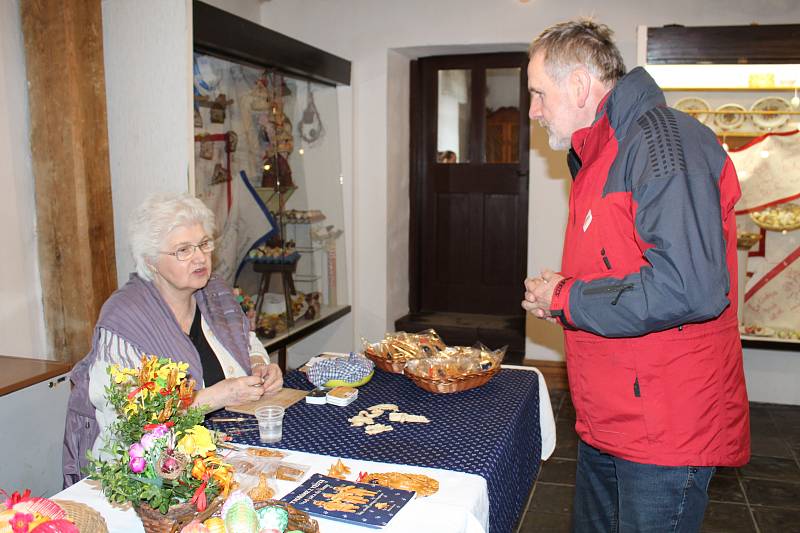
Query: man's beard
540 121 571 151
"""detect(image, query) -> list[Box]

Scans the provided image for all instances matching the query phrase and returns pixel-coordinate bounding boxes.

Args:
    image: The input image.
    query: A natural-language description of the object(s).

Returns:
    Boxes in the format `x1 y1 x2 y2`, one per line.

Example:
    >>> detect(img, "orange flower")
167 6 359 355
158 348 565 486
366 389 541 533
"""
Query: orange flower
166 367 179 391
179 378 196 408
157 397 174 423
211 466 233 497
191 458 207 480
138 356 158 385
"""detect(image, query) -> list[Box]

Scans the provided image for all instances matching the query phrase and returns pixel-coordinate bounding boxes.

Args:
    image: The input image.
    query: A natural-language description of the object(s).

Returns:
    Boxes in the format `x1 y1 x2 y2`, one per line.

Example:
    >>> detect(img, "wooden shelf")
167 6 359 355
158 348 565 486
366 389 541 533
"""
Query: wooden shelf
703 110 800 116
663 87 800 92
259 304 351 370
716 131 787 138
741 334 800 352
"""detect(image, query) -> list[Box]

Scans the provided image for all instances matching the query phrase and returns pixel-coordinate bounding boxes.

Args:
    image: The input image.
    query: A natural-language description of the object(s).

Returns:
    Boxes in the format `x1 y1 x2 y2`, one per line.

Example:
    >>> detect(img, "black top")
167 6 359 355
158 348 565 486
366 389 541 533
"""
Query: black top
188 307 225 387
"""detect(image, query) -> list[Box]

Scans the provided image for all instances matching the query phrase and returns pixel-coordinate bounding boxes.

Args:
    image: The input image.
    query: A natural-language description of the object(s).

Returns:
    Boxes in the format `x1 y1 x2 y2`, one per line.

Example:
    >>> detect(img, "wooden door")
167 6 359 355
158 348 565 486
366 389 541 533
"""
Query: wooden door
410 53 530 315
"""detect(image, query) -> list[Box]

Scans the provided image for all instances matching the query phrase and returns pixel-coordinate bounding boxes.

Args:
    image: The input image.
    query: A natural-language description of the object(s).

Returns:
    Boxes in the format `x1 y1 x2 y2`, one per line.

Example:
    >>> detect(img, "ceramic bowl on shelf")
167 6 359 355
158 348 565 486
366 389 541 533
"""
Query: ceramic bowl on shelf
750 96 791 131
714 103 747 131
674 97 711 124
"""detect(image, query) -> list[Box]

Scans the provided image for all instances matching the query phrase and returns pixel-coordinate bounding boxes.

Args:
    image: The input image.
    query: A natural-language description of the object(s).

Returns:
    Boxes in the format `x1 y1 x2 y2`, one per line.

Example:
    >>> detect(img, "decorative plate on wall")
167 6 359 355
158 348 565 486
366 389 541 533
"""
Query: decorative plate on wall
750 96 791 131
714 103 747 131
674 97 711 124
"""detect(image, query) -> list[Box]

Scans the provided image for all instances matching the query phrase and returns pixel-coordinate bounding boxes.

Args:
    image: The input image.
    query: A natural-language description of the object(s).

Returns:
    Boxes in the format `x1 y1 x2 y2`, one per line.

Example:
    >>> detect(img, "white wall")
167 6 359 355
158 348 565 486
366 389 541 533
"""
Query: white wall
102 0 194 286
0 0 48 359
259 0 800 403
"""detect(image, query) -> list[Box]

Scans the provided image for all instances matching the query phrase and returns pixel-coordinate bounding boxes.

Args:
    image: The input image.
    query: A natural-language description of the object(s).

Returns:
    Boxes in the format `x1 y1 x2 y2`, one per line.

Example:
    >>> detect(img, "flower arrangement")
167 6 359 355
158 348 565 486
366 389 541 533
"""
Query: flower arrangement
87 356 233 515
0 490 78 532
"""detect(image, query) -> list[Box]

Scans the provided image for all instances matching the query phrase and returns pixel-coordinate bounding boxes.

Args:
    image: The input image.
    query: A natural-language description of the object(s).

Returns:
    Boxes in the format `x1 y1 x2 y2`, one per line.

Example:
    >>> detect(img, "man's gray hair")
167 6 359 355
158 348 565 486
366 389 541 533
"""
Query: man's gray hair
529 18 626 85
129 193 216 280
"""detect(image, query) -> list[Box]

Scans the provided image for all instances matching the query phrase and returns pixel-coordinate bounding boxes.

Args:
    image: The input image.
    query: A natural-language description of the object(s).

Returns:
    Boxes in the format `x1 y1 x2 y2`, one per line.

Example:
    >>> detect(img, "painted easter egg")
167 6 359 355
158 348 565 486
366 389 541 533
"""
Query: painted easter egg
203 517 226 533
30 519 80 533
224 501 260 533
256 506 289 532
179 520 210 533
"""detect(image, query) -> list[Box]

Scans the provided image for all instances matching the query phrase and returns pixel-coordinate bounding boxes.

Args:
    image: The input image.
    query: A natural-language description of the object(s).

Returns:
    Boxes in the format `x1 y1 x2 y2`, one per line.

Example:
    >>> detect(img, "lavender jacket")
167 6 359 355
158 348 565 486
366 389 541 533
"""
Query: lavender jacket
62 274 252 487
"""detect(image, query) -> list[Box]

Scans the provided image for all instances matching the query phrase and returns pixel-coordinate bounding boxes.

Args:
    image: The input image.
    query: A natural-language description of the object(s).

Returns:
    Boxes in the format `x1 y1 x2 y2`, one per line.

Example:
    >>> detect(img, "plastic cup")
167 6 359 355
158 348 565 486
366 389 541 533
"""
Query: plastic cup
254 405 285 443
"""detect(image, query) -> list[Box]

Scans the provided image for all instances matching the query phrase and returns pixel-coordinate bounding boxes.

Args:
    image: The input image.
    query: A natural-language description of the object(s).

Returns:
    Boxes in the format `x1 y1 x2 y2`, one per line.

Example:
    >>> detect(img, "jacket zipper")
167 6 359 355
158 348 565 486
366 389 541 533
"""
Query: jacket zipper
600 248 612 270
582 282 634 307
634 376 641 397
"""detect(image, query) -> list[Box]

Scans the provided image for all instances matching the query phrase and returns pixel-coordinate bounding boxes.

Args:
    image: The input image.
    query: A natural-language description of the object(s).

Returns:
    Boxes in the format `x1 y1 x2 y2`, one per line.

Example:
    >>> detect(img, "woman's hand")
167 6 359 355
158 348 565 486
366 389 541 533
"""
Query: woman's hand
192 375 265 412
252 363 283 397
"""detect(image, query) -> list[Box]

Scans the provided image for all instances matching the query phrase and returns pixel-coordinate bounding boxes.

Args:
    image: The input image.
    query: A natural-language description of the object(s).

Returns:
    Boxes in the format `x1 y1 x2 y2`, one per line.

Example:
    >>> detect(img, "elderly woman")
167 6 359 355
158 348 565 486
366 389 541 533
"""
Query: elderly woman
63 194 282 487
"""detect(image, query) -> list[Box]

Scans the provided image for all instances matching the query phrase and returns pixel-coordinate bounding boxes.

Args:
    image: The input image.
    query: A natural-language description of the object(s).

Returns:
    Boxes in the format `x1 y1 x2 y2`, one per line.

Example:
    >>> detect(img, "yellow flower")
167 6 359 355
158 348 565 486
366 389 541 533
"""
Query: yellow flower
123 401 139 416
177 425 216 457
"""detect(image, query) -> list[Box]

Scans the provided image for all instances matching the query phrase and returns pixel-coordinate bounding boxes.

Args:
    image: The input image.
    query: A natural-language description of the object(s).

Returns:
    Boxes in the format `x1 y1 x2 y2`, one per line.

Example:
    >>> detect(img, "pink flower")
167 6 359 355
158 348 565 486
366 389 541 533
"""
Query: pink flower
150 424 170 438
9 512 33 533
140 432 157 450
129 442 145 458
129 456 147 473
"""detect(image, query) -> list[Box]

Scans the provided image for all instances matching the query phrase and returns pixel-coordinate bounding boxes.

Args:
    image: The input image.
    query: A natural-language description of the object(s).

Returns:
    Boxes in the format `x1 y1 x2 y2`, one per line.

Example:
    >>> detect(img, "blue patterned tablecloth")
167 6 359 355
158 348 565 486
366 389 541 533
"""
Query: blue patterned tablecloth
206 368 541 533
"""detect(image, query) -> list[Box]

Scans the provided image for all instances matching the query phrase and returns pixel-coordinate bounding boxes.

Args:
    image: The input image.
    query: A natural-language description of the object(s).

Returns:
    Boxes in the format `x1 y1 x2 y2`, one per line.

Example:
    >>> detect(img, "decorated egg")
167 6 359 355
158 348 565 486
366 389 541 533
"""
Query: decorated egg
221 491 253 516
203 517 226 533
180 520 210 533
256 506 288 532
224 501 260 533
30 519 80 533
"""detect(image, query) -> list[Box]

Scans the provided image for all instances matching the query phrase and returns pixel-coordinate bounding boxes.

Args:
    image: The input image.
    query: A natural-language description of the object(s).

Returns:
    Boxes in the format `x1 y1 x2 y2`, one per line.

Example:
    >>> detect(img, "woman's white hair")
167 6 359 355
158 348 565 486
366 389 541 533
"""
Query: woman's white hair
129 193 216 281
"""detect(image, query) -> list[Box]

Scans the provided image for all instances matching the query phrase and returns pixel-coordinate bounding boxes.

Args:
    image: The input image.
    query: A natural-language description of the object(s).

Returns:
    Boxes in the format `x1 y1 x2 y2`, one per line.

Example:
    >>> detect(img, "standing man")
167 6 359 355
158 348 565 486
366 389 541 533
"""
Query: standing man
522 20 749 532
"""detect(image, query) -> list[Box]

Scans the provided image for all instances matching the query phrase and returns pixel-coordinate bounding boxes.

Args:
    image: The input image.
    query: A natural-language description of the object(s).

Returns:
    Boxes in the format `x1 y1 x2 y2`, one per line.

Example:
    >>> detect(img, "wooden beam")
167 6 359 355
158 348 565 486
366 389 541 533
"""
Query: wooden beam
20 0 117 364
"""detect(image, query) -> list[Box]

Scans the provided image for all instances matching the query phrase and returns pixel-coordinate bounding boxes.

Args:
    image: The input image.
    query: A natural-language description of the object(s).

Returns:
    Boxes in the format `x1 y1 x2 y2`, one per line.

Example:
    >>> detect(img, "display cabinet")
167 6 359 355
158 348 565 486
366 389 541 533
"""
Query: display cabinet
638 24 800 351
192 1 351 368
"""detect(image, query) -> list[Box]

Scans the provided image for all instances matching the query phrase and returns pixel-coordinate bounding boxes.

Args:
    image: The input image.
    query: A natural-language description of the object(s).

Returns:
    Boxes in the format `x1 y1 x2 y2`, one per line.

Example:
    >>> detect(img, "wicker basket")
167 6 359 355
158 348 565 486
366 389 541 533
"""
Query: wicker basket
364 350 407 374
404 366 500 394
52 500 109 533
134 496 222 533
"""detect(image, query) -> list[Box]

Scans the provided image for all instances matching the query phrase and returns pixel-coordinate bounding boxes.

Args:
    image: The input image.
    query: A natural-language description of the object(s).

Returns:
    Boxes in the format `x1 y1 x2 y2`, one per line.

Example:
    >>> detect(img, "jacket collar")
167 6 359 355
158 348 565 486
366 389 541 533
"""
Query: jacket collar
570 67 666 166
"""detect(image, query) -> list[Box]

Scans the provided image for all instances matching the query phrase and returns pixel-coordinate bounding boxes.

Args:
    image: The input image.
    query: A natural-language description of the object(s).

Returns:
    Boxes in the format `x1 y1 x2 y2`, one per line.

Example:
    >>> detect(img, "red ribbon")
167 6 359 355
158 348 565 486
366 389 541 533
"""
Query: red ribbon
744 244 800 302
180 394 193 409
189 474 209 512
127 382 156 401
142 421 175 431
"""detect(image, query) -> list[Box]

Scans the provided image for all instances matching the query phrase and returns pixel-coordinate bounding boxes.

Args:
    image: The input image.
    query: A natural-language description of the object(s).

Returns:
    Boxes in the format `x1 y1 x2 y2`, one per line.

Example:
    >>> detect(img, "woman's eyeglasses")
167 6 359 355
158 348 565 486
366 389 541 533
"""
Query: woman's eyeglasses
160 239 215 261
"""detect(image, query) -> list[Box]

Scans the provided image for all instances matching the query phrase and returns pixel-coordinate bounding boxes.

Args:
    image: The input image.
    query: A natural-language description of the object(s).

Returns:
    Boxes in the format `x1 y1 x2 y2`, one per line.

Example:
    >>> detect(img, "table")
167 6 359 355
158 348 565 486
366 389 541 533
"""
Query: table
55 450 490 533
53 366 556 533
207 366 555 533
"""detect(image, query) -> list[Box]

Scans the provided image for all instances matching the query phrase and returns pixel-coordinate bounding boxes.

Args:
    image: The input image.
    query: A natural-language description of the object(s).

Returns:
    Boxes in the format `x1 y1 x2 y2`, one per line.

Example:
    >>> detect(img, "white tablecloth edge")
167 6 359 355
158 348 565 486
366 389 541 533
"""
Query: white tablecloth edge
501 364 557 461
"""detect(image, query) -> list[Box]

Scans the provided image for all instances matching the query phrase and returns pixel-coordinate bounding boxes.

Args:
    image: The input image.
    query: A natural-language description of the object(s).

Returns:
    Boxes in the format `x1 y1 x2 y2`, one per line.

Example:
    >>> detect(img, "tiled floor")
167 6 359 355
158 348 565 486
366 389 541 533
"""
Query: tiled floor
515 390 800 533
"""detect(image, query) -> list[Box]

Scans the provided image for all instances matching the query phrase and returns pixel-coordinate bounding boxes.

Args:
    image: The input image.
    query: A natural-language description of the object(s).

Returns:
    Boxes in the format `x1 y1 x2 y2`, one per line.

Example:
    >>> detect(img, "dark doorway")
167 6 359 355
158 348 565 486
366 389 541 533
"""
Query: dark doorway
399 52 530 360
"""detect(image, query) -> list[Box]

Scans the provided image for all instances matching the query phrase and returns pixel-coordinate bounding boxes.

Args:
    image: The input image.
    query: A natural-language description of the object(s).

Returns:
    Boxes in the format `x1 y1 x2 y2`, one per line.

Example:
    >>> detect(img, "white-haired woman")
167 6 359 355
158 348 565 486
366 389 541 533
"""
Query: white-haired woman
63 193 282 487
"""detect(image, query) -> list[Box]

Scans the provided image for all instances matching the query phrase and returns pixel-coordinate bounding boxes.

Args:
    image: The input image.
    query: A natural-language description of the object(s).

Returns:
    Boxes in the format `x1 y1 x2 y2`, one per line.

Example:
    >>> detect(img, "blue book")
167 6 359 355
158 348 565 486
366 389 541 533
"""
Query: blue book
280 473 415 529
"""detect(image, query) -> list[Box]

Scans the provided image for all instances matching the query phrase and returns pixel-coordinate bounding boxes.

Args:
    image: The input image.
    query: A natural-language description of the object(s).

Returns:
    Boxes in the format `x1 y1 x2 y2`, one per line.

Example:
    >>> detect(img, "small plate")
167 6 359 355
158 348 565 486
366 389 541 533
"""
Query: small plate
750 96 791 130
740 324 776 337
750 203 800 232
674 97 711 124
714 103 747 131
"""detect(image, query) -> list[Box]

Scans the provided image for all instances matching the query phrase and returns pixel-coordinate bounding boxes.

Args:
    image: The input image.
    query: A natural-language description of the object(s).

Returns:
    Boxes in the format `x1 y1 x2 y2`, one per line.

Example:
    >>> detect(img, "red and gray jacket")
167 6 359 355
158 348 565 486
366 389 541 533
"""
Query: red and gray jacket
550 67 750 467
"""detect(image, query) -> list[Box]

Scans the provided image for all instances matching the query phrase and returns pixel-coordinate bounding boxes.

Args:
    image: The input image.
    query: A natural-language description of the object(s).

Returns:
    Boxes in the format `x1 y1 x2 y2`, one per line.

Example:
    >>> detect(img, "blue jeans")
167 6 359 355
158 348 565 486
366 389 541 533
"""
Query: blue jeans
573 440 715 533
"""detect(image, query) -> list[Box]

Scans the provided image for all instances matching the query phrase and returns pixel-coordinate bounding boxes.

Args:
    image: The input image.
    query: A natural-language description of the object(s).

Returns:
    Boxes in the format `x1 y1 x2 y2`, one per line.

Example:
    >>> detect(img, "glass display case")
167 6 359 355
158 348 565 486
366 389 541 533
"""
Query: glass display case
192 1 351 367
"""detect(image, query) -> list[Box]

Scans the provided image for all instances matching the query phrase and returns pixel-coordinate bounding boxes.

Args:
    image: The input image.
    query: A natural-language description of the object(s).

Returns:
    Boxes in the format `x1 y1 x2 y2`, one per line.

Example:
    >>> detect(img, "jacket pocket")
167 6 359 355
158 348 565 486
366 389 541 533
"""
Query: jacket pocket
568 337 648 449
